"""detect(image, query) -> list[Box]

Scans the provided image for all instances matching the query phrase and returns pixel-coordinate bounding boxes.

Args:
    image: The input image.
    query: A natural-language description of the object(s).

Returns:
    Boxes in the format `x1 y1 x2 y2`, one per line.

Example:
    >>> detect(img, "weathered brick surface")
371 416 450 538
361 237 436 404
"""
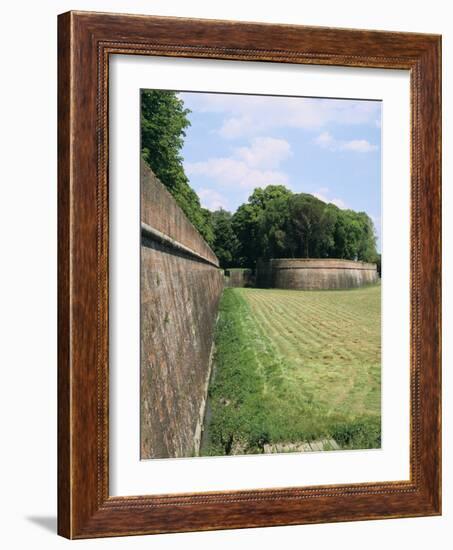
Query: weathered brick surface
140 162 223 459
141 162 218 265
257 258 378 290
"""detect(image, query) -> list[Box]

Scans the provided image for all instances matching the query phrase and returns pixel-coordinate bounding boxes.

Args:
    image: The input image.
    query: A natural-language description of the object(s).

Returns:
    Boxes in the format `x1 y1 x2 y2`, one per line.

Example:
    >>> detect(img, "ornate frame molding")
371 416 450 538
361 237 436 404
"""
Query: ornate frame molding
58 11 441 538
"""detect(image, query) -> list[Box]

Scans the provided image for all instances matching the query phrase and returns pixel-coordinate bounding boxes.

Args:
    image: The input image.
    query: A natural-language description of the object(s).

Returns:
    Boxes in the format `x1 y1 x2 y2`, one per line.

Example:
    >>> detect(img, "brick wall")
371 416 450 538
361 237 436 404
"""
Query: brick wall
140 162 223 459
257 258 378 290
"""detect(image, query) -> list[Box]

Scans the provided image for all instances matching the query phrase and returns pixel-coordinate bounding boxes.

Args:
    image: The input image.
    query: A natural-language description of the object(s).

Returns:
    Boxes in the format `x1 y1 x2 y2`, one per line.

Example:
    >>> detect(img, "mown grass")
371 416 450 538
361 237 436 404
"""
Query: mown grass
200 286 381 456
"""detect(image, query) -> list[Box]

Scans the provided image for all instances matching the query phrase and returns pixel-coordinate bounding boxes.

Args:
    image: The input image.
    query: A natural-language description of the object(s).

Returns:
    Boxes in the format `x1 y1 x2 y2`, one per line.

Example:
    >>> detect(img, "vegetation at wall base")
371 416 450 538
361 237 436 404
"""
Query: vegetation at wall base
201 286 381 456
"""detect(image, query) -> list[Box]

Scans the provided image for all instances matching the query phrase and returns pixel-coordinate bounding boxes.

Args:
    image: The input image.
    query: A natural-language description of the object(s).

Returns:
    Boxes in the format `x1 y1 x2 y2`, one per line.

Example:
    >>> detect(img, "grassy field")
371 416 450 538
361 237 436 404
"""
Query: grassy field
201 285 381 456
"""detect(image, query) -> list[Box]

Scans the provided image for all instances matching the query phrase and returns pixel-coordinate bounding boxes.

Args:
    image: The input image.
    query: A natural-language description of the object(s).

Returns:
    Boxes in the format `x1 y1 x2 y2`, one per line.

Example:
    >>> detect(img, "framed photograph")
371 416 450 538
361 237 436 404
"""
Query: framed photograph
58 11 441 538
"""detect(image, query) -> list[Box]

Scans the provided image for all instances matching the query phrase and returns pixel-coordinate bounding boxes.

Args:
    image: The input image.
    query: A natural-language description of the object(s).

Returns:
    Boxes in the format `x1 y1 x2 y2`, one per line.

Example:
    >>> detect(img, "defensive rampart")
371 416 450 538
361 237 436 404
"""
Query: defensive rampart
256 258 378 290
140 161 223 459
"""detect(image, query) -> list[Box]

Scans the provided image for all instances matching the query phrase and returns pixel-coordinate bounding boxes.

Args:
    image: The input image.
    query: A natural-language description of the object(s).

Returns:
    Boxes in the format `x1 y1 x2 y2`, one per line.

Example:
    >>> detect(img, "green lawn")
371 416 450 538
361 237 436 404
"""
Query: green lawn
200 285 381 456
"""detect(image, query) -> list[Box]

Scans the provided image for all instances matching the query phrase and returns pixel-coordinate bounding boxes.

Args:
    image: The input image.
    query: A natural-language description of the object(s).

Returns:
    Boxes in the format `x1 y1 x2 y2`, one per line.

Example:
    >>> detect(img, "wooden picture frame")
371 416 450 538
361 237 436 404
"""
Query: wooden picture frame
58 10 441 539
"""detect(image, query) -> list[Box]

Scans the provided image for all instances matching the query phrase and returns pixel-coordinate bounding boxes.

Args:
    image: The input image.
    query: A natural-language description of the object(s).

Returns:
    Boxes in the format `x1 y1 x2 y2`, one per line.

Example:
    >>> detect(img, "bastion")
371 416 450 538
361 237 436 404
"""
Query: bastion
256 258 378 290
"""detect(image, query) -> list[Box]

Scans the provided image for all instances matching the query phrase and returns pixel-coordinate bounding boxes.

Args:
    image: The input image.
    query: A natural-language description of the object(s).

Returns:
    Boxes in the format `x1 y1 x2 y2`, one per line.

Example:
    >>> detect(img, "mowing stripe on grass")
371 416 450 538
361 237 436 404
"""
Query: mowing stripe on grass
201 286 381 456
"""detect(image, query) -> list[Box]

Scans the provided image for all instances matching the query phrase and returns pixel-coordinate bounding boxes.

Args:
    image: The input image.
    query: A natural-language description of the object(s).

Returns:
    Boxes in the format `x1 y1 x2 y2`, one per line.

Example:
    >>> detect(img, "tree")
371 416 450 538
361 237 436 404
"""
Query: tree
231 185 378 267
332 209 377 262
355 212 378 262
232 185 292 267
287 193 335 258
141 90 214 244
232 203 262 267
256 187 292 259
258 195 291 259
210 209 239 268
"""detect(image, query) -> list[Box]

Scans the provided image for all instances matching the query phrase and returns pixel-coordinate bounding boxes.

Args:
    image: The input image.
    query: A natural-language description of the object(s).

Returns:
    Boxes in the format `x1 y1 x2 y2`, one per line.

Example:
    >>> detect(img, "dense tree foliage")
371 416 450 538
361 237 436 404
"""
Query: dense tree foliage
141 90 378 269
210 209 239 268
230 187 378 268
286 194 337 258
141 90 214 244
231 186 291 266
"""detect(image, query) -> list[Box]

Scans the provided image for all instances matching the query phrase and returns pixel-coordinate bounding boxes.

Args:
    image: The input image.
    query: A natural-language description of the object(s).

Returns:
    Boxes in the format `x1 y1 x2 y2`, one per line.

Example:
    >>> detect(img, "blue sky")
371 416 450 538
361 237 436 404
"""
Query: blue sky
179 92 382 250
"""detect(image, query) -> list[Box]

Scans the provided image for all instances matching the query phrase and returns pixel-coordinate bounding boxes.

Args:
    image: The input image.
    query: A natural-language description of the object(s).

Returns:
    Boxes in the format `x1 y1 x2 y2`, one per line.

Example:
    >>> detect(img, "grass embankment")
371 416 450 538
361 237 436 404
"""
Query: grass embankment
201 286 381 456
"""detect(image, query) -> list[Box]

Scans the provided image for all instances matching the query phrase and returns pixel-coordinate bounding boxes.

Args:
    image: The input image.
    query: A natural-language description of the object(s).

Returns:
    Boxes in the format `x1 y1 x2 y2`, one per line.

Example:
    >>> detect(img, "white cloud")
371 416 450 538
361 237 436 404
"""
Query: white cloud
186 158 289 189
314 132 335 148
236 137 292 169
197 189 229 211
180 93 381 139
218 115 253 139
313 187 347 209
314 131 378 153
185 136 291 190
340 139 378 153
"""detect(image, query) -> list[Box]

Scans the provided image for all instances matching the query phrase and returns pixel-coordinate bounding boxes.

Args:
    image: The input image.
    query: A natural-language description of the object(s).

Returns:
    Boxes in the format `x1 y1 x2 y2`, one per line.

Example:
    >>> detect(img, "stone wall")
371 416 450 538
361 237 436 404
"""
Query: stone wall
224 268 253 288
140 162 224 459
257 258 378 290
